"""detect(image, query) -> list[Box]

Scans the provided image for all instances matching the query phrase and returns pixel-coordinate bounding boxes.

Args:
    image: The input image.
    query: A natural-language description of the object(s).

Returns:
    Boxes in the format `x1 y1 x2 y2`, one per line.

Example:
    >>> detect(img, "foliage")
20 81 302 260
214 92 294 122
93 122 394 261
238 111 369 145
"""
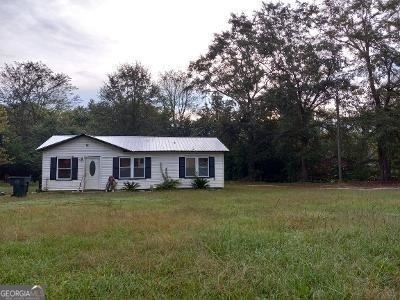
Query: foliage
122 181 141 191
2 0 400 182
156 163 180 190
0 61 79 178
157 70 200 136
97 62 165 135
322 0 400 180
0 106 10 165
191 176 210 189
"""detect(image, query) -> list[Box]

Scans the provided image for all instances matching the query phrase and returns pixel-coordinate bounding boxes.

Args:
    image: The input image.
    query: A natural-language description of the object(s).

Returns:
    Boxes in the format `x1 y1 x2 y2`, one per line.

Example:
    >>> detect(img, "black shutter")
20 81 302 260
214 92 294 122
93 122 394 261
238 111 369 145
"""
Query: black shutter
209 157 215 178
113 157 119 179
145 157 151 178
50 157 57 180
179 157 185 178
71 157 78 180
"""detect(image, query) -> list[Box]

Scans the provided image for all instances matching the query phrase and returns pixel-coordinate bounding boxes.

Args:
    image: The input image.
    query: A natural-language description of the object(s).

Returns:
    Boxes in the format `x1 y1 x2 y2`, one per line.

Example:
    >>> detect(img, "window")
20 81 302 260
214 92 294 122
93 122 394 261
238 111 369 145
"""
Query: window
185 157 196 177
198 158 209 177
134 158 145 178
119 157 131 178
185 157 209 177
57 158 72 179
118 157 146 179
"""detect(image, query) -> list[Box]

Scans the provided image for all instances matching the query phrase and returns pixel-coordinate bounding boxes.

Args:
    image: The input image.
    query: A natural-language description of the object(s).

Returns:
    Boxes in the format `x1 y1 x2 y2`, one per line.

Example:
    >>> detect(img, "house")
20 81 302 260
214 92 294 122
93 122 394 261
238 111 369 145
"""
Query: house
36 134 229 191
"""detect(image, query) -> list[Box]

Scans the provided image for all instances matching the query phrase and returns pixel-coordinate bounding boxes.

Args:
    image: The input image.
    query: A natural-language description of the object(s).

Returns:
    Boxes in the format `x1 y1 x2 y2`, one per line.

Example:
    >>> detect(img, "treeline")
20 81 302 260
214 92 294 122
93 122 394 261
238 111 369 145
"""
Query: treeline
1 0 400 182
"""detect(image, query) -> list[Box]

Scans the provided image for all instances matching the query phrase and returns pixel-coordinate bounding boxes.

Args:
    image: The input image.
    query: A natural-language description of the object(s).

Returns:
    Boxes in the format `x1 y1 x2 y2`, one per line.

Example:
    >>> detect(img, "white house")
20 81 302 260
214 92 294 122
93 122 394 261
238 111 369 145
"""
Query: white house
36 134 229 191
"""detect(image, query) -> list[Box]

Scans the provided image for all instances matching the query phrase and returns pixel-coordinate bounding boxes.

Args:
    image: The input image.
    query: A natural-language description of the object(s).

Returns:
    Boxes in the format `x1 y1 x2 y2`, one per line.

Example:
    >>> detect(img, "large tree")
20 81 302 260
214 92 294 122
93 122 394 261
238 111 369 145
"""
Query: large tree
0 61 78 136
157 70 199 136
0 61 79 175
323 0 400 181
98 63 164 135
254 2 342 181
190 14 272 179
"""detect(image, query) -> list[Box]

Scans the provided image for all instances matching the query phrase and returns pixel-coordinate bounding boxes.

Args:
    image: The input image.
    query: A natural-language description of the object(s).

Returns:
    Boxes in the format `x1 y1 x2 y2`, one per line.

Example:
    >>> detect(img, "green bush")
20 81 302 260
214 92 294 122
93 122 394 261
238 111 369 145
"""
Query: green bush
191 176 210 189
156 164 180 190
122 181 141 191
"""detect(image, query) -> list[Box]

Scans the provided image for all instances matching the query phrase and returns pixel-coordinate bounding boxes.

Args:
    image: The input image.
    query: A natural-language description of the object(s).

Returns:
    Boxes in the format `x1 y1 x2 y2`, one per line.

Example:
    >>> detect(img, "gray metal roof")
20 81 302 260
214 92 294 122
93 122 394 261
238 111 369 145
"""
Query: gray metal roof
36 134 229 152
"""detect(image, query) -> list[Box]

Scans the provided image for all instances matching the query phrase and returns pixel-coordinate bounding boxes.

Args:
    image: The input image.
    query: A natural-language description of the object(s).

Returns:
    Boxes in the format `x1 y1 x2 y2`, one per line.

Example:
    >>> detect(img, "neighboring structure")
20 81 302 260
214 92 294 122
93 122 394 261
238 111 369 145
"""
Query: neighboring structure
36 134 229 191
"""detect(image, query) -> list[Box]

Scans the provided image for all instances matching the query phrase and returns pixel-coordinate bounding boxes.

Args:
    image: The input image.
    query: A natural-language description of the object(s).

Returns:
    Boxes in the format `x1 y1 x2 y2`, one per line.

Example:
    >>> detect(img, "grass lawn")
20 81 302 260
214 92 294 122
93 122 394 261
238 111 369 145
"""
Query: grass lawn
0 183 399 299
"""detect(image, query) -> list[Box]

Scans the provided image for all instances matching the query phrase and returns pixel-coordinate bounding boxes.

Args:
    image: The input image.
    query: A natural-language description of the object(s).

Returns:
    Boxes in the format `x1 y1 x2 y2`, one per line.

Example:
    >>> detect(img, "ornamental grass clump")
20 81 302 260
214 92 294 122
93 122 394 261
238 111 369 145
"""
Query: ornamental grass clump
191 176 210 189
122 181 140 191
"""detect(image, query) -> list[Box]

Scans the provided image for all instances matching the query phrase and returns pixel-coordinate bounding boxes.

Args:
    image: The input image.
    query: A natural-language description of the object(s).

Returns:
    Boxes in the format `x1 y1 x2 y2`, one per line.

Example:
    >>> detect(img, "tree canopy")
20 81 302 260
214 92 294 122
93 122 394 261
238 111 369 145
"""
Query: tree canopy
1 0 400 182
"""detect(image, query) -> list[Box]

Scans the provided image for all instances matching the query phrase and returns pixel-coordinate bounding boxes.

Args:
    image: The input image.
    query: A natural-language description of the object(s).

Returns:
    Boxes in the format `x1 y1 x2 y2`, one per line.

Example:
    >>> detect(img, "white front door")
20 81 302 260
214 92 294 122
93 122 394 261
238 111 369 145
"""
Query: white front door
85 157 100 190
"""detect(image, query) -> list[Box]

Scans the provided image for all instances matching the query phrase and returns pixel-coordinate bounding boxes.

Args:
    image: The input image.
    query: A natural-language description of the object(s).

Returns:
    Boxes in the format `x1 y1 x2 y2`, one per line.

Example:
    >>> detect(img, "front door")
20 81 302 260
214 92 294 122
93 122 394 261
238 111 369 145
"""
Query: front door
85 157 100 190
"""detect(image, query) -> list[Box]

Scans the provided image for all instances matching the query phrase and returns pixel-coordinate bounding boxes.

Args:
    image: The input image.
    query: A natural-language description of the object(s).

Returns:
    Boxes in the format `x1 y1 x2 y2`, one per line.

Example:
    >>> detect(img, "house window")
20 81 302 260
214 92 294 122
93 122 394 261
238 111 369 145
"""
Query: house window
118 157 146 179
134 158 145 178
198 157 209 177
185 157 209 177
186 157 196 177
119 157 131 178
57 158 72 179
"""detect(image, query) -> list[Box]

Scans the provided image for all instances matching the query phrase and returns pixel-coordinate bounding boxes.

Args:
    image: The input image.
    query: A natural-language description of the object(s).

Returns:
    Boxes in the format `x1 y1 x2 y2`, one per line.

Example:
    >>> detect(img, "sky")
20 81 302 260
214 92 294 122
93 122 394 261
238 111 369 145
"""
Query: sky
0 0 268 103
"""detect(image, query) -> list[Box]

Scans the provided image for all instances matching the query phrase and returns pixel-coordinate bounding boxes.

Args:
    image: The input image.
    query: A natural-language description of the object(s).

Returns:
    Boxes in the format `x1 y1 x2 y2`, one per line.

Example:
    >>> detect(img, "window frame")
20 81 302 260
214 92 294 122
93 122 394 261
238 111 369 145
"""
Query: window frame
185 157 196 178
119 157 146 179
185 157 209 178
133 157 145 179
57 157 72 180
119 157 131 179
198 157 209 177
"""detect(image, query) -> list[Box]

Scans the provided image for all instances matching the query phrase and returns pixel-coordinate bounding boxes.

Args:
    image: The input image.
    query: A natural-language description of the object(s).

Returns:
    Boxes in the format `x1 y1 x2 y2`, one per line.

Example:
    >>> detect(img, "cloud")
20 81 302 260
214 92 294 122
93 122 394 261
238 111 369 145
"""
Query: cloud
0 0 265 103
0 0 112 101
0 0 110 59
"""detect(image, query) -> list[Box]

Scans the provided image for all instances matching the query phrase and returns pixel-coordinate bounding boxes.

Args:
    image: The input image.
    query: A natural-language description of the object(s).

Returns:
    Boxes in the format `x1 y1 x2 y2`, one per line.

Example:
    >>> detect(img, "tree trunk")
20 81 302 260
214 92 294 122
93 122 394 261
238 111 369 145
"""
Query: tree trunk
377 140 391 181
247 135 257 180
300 154 308 182
364 46 392 182
335 91 342 182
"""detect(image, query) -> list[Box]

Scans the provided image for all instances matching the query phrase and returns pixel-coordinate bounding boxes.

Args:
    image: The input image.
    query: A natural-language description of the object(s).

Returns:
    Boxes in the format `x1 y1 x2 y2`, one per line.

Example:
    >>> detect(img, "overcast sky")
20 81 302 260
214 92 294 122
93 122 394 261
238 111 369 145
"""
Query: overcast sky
1 0 280 102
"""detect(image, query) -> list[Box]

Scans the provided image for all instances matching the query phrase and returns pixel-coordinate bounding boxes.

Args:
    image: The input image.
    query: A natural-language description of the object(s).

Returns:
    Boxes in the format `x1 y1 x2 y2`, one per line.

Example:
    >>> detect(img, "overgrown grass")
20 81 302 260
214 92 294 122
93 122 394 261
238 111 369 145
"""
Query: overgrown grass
0 183 399 298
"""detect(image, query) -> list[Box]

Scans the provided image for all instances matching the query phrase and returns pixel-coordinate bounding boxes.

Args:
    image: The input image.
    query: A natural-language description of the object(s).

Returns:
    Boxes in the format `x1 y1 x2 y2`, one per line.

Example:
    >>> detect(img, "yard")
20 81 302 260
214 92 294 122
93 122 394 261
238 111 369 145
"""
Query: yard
0 183 399 298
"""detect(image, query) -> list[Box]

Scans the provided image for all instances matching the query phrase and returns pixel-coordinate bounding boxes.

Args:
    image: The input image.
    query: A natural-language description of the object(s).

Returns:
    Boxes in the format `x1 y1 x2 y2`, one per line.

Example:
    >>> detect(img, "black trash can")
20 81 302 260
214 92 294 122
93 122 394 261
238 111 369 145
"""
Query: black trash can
9 176 31 197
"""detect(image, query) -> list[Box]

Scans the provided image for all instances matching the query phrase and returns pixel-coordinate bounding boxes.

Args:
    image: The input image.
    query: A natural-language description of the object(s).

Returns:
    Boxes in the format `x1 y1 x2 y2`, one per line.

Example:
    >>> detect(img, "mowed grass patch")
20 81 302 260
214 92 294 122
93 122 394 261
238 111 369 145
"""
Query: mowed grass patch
0 184 399 298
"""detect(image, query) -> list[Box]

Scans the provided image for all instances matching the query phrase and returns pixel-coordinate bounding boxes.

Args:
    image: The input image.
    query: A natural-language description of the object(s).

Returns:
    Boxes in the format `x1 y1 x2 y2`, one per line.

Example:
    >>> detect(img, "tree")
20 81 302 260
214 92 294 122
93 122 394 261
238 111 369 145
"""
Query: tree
0 61 79 177
323 0 400 181
0 106 10 165
190 13 272 179
254 2 342 181
0 61 78 133
157 70 199 135
98 62 164 135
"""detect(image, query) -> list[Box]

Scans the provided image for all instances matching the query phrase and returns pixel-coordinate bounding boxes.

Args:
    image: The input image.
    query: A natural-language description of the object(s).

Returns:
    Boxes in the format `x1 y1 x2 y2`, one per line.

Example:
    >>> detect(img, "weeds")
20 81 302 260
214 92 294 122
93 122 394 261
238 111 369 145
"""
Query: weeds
1 184 400 298
155 163 180 190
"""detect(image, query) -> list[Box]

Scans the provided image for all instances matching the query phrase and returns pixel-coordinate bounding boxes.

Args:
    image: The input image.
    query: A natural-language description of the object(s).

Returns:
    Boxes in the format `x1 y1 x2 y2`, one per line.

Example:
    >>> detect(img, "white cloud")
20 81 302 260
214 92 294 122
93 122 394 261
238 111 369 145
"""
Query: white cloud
0 0 286 102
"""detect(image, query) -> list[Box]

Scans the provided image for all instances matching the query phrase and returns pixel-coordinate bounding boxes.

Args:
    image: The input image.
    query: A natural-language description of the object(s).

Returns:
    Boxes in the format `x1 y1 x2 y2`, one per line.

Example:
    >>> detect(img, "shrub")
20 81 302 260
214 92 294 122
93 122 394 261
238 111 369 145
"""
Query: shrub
122 181 140 191
191 176 210 189
156 164 180 190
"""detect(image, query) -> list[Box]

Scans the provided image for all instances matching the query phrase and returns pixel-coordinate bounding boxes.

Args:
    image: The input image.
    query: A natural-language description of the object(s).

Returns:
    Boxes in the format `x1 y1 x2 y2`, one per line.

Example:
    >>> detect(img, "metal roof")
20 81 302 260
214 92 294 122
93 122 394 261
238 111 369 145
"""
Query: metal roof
36 134 229 152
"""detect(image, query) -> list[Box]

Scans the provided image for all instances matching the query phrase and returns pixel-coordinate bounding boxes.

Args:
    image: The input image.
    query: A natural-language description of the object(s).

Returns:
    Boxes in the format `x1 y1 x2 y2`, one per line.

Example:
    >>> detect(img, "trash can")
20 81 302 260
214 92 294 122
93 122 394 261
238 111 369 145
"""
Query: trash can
9 176 31 197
